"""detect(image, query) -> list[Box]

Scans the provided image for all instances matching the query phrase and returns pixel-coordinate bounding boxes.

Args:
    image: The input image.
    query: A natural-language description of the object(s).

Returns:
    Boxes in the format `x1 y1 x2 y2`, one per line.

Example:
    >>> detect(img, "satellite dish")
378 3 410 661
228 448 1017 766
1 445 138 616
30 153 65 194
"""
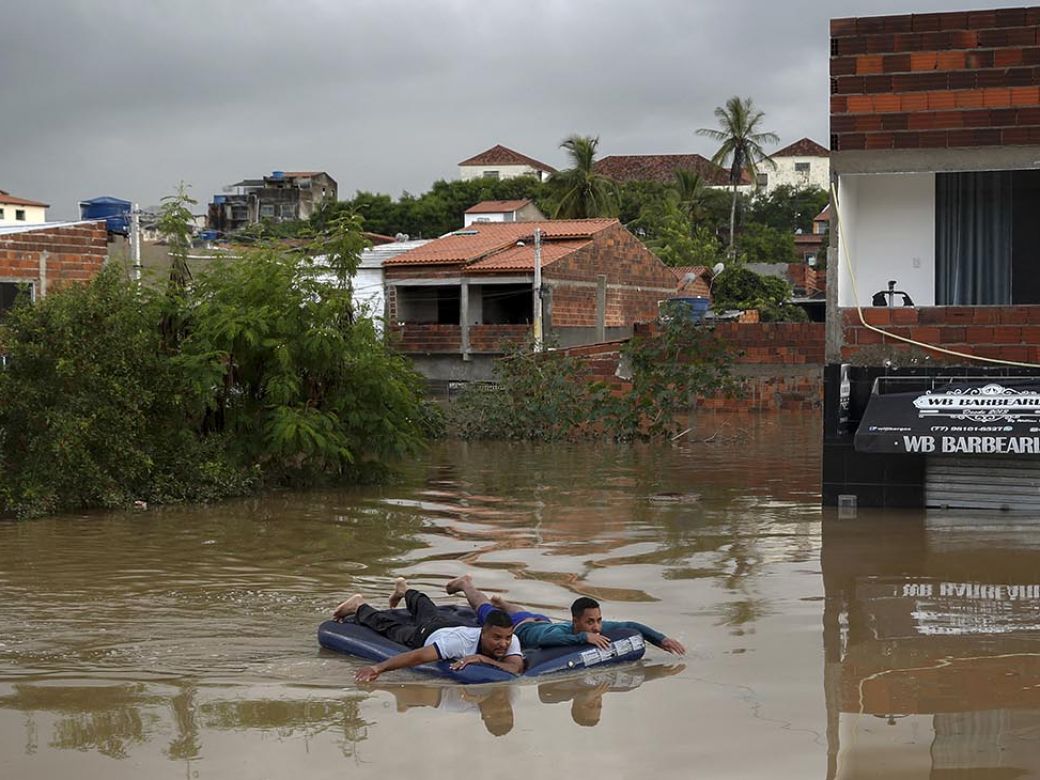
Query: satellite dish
712 262 725 276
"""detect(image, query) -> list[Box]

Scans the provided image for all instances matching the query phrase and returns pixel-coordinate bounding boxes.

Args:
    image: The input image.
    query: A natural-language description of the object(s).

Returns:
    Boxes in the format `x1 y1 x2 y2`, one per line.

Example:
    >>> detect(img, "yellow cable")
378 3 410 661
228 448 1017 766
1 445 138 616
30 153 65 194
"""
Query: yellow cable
830 182 1040 369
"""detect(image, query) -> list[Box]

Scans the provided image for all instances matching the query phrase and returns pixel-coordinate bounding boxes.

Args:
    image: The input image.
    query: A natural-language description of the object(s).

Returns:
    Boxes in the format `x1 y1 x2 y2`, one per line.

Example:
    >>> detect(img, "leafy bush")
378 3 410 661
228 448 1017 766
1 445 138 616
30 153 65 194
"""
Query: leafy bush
712 266 808 322
0 213 436 518
446 321 735 441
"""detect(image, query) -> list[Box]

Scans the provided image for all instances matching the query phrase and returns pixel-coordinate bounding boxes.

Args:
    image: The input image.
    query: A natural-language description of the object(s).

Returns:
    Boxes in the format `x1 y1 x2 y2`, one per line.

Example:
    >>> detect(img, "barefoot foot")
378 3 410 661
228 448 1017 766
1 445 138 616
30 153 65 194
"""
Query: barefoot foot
489 593 506 608
445 574 472 595
388 577 408 608
332 594 365 621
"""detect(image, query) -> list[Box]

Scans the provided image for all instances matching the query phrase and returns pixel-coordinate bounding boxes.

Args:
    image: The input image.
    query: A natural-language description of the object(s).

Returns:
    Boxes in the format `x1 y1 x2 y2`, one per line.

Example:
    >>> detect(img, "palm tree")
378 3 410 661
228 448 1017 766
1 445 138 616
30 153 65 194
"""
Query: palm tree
549 135 620 219
697 97 778 255
672 169 709 226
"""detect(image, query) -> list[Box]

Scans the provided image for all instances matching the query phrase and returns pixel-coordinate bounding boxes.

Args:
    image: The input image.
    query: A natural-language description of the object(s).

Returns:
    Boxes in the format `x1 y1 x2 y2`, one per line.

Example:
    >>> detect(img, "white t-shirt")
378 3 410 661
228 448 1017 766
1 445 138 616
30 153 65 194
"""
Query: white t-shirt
424 626 521 661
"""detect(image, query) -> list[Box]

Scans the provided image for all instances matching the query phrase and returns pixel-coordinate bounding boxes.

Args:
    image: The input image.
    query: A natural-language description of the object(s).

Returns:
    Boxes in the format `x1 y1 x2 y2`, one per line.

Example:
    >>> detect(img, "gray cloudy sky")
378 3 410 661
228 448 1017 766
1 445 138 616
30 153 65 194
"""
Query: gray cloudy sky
0 0 1018 218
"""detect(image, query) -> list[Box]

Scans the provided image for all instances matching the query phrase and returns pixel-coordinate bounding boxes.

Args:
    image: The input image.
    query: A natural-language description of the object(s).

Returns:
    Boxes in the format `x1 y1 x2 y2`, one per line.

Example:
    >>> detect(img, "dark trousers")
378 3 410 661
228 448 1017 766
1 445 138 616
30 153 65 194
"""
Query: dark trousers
355 589 461 649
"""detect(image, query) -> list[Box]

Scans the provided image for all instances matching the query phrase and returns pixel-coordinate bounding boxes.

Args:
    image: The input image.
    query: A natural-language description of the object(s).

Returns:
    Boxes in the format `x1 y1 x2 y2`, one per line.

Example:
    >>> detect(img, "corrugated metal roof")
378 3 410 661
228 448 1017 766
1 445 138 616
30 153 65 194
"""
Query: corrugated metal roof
0 220 99 236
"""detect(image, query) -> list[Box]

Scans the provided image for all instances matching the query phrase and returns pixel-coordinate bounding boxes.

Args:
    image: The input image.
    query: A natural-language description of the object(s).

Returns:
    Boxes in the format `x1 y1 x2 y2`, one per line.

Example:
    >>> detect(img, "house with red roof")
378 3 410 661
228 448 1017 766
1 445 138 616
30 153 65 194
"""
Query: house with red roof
458 145 557 183
0 189 48 226
593 153 750 188
382 219 678 382
758 137 830 192
463 199 545 227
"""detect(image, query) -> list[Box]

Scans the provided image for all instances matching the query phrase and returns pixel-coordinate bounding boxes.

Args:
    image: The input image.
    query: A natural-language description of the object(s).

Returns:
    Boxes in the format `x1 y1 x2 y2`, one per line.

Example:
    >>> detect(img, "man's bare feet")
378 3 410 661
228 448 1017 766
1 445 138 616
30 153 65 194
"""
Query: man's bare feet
388 577 408 608
445 574 472 595
490 594 506 608
332 594 365 621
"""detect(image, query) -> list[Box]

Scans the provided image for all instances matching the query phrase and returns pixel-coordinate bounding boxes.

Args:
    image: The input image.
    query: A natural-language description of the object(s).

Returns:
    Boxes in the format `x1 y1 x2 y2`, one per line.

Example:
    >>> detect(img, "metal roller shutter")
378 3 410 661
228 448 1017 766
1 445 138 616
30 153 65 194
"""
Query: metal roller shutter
926 456 1040 511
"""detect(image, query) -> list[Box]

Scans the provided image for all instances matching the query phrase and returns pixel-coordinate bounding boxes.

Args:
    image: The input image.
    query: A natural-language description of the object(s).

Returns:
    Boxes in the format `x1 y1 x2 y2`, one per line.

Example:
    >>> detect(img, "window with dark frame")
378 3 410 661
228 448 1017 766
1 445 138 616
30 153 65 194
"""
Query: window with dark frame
15 209 25 221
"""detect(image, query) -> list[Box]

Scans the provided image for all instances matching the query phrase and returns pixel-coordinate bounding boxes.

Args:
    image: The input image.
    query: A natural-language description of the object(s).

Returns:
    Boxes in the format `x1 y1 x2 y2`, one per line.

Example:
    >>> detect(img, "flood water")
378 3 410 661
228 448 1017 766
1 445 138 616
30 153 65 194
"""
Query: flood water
2 413 1040 778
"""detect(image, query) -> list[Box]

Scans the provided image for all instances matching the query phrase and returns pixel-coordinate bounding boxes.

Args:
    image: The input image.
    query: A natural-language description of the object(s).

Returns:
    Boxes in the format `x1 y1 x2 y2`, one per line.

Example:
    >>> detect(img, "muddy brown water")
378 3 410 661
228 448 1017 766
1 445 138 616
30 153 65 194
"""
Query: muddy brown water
2 413 1040 778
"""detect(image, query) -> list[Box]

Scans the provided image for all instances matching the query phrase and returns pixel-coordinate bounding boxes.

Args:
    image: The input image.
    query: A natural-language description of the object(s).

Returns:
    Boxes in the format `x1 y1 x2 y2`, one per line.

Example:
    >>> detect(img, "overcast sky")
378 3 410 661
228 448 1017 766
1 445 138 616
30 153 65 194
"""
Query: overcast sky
0 0 1020 218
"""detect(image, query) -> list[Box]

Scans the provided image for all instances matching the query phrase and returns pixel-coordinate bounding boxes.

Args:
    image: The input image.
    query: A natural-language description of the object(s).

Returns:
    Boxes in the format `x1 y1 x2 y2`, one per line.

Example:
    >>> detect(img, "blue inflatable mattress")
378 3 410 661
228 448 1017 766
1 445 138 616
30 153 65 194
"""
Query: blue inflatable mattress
318 605 645 684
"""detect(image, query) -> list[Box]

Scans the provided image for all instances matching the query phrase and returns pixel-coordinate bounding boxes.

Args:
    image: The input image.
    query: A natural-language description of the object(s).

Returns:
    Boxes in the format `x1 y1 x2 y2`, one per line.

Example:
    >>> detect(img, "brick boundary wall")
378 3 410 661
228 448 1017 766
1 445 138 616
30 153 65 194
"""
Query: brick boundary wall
840 306 1040 363
388 323 462 353
0 222 108 292
560 322 826 413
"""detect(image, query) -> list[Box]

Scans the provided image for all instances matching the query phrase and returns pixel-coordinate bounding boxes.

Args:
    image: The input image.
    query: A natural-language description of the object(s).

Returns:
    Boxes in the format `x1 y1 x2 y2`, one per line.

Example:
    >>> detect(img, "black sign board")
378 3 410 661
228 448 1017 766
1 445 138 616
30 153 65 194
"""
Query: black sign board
854 380 1040 455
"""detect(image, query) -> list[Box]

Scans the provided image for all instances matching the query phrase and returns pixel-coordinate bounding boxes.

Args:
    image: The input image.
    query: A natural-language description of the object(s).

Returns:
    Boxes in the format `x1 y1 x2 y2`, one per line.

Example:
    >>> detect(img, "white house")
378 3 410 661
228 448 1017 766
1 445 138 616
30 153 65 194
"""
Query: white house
759 138 830 193
462 199 546 227
458 145 556 183
314 239 430 328
0 190 48 226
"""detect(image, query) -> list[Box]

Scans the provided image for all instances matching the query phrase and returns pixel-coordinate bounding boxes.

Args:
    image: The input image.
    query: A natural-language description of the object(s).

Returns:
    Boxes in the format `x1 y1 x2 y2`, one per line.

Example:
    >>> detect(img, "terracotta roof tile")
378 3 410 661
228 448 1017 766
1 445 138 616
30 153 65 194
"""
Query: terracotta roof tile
772 138 830 157
468 239 591 272
464 199 532 214
593 154 750 185
457 145 557 172
0 189 49 208
384 219 617 267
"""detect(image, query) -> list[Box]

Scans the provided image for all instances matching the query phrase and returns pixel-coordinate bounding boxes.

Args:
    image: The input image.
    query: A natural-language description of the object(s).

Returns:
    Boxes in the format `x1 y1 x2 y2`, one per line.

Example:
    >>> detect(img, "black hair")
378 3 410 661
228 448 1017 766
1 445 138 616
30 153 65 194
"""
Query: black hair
482 608 513 630
570 597 600 618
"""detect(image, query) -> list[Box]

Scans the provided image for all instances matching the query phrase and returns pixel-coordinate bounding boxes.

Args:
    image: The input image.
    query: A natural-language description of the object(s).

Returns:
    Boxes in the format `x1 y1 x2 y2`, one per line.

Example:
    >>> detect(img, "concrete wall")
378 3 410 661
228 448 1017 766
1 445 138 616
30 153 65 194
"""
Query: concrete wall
836 171 935 307
459 165 547 182
0 204 47 225
763 156 830 192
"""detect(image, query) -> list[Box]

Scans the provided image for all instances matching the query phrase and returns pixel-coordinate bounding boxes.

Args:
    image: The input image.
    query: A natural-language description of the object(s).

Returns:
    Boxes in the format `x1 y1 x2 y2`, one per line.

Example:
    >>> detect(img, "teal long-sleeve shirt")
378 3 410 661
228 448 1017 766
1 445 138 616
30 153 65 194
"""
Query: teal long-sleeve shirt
515 619 667 649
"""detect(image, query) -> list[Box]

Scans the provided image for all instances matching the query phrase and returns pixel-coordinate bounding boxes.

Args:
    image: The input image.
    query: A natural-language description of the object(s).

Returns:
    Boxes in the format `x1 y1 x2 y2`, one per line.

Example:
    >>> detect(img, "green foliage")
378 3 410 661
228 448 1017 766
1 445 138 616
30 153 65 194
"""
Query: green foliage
0 206 437 518
746 185 828 234
547 135 620 219
737 223 795 264
604 318 737 439
711 266 807 322
157 183 197 289
633 199 722 267
447 324 735 442
312 176 550 239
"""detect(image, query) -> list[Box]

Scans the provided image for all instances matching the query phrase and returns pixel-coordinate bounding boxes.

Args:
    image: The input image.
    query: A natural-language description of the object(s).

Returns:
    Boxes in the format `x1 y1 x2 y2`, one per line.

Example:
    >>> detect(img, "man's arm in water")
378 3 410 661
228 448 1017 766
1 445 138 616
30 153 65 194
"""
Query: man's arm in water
355 645 439 683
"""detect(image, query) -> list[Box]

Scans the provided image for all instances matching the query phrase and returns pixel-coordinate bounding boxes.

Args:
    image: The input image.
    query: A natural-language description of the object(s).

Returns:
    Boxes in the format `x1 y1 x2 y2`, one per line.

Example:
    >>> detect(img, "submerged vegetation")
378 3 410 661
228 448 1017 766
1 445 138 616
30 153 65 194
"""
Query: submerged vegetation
446 319 737 442
0 193 438 518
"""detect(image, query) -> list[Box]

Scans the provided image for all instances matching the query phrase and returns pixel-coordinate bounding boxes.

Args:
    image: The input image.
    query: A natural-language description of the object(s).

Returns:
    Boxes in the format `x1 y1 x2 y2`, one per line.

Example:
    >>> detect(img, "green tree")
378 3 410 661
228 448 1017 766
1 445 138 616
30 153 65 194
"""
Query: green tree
631 199 722 267
746 184 829 234
711 266 807 322
738 223 796 264
697 97 779 254
547 135 620 219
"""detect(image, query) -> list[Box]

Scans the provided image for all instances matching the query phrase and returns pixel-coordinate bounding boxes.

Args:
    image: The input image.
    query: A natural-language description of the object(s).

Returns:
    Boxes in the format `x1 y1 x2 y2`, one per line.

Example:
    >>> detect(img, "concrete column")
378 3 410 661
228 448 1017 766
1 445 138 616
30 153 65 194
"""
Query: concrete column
460 280 470 360
38 250 48 299
595 274 607 343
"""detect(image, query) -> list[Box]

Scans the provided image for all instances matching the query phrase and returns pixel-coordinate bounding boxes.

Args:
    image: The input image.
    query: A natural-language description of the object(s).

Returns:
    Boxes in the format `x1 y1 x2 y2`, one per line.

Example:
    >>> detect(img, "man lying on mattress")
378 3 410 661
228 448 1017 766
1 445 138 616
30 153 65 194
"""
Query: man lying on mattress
445 575 686 656
331 577 523 682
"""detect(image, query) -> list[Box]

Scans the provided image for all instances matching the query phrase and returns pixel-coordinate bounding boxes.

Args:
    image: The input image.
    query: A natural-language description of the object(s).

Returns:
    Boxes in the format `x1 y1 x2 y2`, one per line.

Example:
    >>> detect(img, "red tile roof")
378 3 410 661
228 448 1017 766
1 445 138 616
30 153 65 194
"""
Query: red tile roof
468 239 591 272
464 199 532 214
457 145 557 172
671 265 712 296
0 189 49 208
772 138 830 158
813 203 831 222
593 154 751 186
384 219 617 267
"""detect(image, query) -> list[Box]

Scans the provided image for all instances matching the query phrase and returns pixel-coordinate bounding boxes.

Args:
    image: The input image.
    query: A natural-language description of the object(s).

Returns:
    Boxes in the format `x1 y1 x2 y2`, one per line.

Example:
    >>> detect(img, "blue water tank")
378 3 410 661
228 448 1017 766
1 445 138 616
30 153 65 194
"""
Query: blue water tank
271 170 285 180
79 196 132 235
213 195 227 205
664 296 711 323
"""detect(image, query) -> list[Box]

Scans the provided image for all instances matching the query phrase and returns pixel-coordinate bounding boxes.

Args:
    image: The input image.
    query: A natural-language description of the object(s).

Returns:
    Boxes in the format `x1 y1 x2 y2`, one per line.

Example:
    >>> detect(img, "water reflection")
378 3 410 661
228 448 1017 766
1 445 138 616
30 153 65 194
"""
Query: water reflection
537 662 685 727
822 514 1040 779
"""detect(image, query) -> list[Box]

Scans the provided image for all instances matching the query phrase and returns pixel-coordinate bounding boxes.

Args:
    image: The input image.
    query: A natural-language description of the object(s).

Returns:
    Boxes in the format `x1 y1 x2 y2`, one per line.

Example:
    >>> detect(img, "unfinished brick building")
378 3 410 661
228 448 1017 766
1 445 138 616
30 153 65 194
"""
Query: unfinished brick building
0 221 108 313
382 219 678 383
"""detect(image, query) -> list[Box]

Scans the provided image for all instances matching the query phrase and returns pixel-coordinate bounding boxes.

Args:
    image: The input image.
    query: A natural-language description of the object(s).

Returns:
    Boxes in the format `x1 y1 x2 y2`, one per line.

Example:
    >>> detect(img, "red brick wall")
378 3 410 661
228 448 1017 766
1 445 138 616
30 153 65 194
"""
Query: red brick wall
469 324 529 353
547 223 677 327
388 323 462 353
831 8 1040 151
841 305 1040 362
560 322 826 412
0 222 107 291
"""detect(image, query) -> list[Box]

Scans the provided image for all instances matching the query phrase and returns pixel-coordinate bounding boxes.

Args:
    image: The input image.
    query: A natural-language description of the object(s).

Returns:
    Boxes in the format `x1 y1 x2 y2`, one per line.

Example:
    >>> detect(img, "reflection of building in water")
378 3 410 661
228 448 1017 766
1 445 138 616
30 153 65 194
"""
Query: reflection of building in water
822 517 1040 779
